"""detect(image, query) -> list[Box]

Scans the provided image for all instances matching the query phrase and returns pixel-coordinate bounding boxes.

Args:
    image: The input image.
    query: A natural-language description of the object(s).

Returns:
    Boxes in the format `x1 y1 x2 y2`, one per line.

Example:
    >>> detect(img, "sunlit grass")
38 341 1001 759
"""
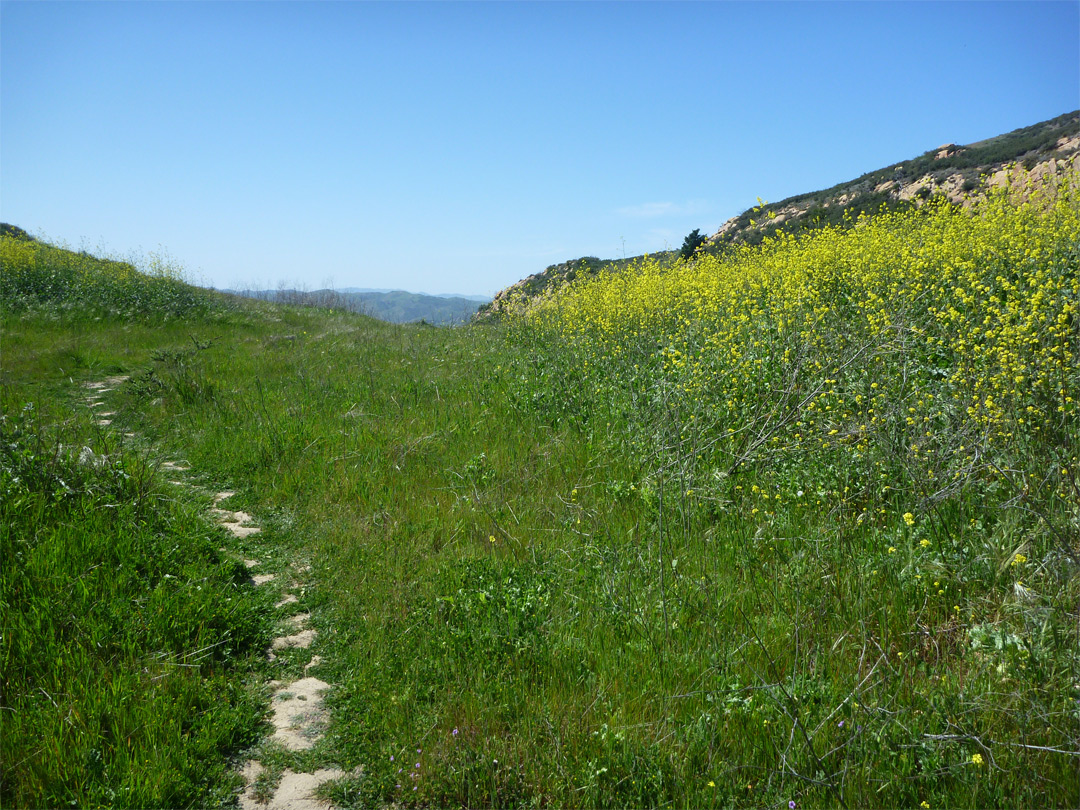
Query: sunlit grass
0 395 270 808
2 169 1077 807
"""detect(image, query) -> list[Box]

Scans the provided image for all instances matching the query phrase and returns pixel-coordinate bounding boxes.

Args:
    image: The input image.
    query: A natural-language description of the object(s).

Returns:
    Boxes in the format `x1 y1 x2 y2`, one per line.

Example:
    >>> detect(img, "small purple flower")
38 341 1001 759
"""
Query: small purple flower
415 762 421 769
790 802 797 809
417 748 422 754
452 727 459 736
390 755 394 762
838 720 845 728
413 786 417 791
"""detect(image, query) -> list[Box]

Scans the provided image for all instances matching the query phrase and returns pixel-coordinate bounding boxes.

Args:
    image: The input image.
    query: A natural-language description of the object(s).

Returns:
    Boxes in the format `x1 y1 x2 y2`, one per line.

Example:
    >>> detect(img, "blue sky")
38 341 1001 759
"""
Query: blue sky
2 1 1077 296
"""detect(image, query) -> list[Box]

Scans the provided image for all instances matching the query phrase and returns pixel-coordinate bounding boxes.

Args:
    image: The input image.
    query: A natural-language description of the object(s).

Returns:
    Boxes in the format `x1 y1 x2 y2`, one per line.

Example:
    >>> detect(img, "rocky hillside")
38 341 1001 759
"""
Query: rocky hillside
709 110 1079 248
478 110 1078 320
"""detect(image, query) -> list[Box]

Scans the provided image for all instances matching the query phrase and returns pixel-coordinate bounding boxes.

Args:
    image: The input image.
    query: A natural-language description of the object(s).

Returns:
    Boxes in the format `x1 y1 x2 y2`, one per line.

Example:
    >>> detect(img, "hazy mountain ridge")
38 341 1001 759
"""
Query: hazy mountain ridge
229 287 490 325
479 110 1079 320
336 287 491 302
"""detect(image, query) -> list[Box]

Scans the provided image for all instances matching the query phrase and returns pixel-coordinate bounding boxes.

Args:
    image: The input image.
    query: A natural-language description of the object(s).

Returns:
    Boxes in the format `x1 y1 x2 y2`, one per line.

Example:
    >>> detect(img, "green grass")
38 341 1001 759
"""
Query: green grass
2 218 1078 809
1 245 273 808
0 395 270 807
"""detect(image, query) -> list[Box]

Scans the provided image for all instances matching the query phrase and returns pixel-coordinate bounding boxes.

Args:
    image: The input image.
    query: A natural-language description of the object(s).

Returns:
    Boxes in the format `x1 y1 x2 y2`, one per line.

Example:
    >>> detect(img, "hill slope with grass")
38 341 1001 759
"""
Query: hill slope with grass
2 155 1078 808
1 226 217 320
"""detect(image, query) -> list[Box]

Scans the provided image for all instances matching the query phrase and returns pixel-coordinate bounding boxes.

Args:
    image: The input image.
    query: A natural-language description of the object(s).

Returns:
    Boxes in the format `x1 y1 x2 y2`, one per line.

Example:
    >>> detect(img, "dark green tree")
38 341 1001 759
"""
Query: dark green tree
679 228 706 261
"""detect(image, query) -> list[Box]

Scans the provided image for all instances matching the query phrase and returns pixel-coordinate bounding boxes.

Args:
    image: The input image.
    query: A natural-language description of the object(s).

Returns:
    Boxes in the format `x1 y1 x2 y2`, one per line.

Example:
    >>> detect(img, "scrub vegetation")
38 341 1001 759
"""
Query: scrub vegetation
1 165 1077 809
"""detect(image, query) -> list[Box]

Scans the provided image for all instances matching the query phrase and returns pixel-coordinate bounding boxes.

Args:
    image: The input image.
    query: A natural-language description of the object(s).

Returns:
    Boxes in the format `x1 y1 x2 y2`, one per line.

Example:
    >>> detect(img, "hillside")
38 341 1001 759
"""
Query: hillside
708 109 1079 247
0 225 217 318
479 110 1078 319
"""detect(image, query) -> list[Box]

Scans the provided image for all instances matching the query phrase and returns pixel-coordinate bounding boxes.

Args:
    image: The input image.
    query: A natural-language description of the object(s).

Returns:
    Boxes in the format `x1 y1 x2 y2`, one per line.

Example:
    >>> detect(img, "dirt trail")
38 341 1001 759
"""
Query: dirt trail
216 489 355 810
83 376 129 426
82 376 353 810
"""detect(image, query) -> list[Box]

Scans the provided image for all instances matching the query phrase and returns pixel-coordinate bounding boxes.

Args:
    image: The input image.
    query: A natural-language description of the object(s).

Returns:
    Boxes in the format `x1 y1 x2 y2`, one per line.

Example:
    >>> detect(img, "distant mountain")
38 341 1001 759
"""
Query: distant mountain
337 287 491 302
479 110 1079 320
229 287 490 325
436 293 492 303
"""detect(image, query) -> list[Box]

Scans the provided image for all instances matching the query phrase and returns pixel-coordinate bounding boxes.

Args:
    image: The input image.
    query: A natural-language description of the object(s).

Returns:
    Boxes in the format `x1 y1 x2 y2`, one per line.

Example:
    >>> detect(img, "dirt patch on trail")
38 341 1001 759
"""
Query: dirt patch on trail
272 629 317 651
212 508 262 538
236 673 359 810
267 676 332 751
240 763 357 810
82 375 129 426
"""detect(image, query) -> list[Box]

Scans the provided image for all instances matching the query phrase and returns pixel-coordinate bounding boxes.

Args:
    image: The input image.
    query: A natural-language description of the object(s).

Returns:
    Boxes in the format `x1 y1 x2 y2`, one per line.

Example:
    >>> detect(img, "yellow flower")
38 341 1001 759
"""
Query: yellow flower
920 539 931 548
1011 553 1026 566
971 753 984 766
903 512 915 526
888 546 896 554
708 780 716 788
921 802 930 809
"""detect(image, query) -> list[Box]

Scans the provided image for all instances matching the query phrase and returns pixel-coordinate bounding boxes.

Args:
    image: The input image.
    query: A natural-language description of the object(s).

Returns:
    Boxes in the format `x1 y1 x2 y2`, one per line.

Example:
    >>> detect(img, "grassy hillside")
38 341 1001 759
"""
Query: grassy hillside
1 228 216 320
496 171 1080 806
2 164 1078 809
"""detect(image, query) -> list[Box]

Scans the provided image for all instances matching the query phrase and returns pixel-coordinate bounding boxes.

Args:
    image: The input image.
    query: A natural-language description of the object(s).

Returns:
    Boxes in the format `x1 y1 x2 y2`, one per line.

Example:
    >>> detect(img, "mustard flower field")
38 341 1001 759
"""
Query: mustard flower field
514 174 1078 562
493 171 1079 806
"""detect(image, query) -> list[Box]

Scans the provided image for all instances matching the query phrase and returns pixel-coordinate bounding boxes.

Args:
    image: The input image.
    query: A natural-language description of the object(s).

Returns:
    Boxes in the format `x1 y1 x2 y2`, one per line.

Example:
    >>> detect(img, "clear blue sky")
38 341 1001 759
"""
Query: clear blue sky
2 1 1077 296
